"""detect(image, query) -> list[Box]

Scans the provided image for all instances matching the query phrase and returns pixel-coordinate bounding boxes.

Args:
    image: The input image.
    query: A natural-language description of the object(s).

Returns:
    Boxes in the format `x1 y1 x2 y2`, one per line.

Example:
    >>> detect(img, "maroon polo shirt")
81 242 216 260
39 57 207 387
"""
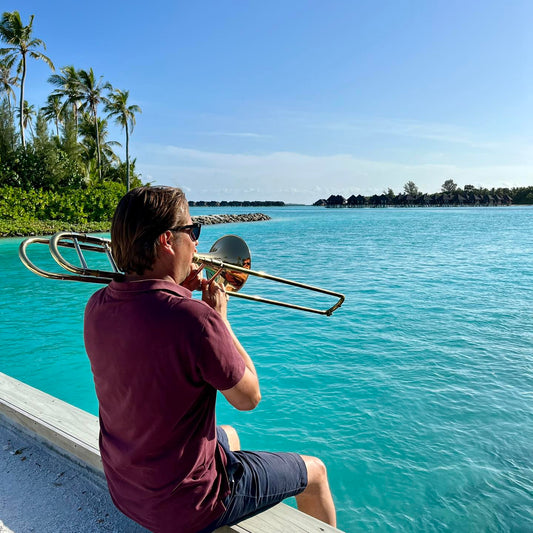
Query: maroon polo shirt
84 279 245 533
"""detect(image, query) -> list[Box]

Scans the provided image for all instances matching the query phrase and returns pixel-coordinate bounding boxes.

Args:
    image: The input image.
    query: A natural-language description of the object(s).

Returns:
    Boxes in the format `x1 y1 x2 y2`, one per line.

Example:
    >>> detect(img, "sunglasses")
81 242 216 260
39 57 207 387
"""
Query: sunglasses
169 223 202 241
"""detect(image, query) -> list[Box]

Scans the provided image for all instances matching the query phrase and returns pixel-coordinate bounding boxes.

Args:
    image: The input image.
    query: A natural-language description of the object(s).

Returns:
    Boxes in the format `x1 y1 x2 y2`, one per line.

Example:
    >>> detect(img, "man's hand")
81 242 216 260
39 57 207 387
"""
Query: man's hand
201 278 229 320
180 265 204 291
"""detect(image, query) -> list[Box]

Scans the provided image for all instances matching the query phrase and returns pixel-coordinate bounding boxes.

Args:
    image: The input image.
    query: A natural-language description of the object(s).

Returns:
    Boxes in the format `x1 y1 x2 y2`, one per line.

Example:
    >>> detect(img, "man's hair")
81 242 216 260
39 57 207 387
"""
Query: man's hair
111 186 188 275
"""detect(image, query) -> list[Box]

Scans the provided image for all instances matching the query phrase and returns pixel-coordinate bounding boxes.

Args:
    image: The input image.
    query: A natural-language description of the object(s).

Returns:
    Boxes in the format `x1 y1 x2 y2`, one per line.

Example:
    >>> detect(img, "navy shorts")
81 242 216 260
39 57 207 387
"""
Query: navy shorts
199 427 308 532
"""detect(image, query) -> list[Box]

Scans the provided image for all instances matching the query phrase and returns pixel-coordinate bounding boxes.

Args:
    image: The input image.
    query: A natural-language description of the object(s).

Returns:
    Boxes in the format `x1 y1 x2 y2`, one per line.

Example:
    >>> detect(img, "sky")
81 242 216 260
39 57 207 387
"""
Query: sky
4 0 533 204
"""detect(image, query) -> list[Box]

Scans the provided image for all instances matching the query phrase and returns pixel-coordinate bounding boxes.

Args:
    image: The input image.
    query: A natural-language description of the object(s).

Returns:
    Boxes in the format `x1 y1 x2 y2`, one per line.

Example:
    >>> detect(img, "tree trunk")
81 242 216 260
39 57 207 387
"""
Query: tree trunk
20 52 27 148
73 103 78 143
93 103 101 180
126 125 130 191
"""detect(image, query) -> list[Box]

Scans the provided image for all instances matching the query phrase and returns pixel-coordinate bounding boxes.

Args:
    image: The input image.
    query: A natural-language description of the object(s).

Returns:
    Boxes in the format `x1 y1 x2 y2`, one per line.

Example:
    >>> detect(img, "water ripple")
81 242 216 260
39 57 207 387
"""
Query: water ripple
1 207 532 532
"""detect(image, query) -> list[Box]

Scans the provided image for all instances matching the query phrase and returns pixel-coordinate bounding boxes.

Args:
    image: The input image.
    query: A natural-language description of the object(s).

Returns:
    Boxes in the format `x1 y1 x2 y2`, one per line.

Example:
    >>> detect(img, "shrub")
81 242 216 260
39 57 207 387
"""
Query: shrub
0 182 126 226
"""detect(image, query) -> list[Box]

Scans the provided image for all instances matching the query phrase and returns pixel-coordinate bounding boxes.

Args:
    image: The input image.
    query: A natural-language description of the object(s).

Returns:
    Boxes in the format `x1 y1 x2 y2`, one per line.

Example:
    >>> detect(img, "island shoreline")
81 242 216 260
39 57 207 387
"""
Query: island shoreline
0 213 271 238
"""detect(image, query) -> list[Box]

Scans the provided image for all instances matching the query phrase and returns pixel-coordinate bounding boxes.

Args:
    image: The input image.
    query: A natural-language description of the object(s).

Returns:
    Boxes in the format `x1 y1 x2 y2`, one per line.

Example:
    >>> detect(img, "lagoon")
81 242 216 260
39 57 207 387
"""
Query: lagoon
1 206 532 532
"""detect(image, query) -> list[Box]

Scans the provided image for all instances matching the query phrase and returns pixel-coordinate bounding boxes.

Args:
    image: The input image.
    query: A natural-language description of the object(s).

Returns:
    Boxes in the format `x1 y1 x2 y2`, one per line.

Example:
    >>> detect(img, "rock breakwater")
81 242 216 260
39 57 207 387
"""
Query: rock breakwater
192 213 271 225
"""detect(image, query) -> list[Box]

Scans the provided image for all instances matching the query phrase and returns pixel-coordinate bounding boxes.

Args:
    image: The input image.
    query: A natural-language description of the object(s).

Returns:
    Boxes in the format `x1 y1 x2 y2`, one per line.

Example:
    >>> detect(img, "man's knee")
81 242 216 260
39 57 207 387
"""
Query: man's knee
296 455 336 526
220 424 241 451
300 455 328 492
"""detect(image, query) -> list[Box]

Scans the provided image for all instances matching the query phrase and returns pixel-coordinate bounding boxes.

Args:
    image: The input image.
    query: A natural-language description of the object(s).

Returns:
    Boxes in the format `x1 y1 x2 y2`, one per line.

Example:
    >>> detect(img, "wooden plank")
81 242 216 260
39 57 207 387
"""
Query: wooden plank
0 371 102 471
0 372 343 532
217 502 340 532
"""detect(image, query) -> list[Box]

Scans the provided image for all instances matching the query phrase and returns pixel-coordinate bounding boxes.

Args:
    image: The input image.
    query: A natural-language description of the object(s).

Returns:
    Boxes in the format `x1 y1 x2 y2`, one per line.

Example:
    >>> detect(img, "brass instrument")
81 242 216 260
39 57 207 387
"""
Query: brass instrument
19 232 344 316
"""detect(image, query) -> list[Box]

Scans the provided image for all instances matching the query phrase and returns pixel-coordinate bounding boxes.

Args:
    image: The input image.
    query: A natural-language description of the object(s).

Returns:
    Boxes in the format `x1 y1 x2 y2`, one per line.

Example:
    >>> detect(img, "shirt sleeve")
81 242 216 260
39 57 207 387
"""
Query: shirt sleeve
197 310 246 391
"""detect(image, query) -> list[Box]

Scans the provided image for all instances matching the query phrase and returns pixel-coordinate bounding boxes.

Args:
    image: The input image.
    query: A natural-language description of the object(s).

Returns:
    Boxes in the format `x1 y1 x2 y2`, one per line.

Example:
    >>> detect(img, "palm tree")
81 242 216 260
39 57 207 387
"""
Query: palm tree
0 55 18 111
41 93 63 138
16 99 35 135
0 11 54 148
79 112 120 180
77 68 111 180
48 65 82 139
105 89 141 191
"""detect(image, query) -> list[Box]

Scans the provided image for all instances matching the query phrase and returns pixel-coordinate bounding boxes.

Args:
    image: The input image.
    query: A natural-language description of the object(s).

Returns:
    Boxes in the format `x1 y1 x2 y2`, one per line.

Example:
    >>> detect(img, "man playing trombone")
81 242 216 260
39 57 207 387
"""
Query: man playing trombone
84 186 336 533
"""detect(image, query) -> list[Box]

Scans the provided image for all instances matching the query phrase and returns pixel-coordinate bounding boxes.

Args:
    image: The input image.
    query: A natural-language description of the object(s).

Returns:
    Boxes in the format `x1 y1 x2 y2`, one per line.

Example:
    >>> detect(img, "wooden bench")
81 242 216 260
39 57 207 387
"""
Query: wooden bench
0 372 341 532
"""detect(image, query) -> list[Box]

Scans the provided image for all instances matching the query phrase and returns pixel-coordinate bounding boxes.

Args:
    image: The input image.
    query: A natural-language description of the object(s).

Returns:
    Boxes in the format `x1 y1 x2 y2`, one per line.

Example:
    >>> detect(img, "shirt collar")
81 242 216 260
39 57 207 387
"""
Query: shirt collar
108 278 192 298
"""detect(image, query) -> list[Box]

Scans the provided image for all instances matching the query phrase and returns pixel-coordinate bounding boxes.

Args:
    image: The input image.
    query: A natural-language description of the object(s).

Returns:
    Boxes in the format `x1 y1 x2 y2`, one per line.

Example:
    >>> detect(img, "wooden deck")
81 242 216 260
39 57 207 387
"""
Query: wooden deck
0 372 342 532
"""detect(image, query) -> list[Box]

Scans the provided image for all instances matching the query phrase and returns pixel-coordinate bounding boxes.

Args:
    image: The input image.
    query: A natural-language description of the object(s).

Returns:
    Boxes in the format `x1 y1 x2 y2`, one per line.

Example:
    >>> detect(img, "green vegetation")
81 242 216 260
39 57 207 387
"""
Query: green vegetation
316 180 533 207
0 10 144 237
0 216 111 237
0 183 124 236
0 11 54 149
510 186 533 205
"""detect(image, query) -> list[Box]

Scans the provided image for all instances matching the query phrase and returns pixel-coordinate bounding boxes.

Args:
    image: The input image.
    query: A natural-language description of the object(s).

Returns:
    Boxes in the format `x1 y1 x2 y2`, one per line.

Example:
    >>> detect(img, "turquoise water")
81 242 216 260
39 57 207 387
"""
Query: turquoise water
1 206 532 532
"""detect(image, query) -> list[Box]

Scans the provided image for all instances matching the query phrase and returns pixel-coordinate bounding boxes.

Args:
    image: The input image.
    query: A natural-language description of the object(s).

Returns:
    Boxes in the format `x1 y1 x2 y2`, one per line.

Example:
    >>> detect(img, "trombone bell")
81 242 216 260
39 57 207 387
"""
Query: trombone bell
194 235 251 292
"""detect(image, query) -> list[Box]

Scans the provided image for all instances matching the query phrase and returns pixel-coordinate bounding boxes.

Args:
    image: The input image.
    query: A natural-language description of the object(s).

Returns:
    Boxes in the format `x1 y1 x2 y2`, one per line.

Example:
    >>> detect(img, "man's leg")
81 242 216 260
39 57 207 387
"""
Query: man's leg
212 428 335 529
295 455 336 527
219 424 240 451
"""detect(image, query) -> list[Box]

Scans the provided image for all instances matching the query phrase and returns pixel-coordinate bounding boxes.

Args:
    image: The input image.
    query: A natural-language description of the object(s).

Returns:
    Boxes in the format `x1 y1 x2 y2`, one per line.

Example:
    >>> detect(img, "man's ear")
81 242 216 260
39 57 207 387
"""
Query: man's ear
157 230 175 254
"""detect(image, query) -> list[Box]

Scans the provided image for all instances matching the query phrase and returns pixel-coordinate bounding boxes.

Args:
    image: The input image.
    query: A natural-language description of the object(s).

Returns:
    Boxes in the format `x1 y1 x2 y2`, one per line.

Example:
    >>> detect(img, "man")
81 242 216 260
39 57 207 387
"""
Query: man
84 186 336 532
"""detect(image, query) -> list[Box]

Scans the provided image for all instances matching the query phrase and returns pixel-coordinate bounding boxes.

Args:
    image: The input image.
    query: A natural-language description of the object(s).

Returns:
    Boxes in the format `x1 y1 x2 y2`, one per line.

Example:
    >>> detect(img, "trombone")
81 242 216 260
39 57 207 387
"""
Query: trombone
19 231 345 316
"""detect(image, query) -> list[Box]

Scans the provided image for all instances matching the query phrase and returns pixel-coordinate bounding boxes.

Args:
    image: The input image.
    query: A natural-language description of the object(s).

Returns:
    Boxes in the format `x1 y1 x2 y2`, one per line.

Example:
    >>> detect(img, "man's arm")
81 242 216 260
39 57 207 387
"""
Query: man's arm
220 321 261 411
202 280 261 411
221 368 260 411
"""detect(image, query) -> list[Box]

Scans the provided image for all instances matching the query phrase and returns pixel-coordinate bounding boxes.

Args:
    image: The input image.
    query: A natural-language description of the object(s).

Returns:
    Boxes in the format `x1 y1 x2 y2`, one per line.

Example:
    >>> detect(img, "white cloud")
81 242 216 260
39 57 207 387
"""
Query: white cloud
319 117 492 147
135 143 533 204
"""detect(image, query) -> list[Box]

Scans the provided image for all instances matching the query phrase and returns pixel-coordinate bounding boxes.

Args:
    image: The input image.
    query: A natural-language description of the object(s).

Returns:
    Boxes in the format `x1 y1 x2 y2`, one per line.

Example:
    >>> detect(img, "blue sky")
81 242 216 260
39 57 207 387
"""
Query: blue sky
5 0 533 203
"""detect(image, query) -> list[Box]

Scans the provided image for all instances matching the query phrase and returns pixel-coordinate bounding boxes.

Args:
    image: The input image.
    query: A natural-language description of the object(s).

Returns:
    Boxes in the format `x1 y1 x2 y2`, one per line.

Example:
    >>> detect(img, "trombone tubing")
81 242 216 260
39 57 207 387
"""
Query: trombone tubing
194 254 345 316
19 233 117 284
